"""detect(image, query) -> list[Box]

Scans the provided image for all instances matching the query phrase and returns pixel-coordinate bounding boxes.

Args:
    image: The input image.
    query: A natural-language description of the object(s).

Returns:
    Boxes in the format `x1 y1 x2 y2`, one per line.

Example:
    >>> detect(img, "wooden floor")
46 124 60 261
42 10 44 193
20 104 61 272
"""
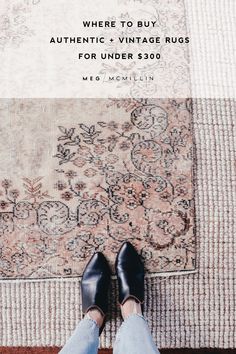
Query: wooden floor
98 350 234 354
0 348 235 353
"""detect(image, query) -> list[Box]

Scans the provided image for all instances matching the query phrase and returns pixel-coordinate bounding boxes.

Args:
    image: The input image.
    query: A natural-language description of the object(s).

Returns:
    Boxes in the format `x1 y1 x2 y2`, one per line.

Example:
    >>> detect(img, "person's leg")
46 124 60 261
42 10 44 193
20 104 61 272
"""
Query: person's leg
115 243 160 354
113 299 160 354
59 312 99 354
60 252 111 354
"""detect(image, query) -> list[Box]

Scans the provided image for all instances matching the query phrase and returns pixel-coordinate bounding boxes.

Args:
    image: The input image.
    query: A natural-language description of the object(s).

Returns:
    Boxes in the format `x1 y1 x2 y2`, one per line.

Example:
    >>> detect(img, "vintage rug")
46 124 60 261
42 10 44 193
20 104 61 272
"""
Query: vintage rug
0 98 195 279
0 98 235 349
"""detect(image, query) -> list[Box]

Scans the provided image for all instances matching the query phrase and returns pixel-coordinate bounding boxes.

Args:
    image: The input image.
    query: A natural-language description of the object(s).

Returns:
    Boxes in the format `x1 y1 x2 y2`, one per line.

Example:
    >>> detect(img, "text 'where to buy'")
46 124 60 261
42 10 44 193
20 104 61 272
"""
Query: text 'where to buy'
82 20 158 28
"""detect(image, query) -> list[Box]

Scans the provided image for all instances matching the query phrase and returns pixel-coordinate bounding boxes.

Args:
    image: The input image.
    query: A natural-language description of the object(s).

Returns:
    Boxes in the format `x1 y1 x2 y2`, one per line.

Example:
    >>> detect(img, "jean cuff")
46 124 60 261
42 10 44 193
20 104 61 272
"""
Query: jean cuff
123 313 145 322
117 313 145 334
84 314 100 330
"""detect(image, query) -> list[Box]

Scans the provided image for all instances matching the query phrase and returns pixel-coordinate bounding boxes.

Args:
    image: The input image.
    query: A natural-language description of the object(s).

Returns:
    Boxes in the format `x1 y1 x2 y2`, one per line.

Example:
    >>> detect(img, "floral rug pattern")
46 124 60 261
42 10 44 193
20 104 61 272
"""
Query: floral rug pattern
0 99 195 278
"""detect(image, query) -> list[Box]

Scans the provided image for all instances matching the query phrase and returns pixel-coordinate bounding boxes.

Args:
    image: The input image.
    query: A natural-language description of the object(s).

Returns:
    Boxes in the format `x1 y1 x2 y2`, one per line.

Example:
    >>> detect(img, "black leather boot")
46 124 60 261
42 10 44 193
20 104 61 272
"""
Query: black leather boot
115 242 145 305
81 252 111 334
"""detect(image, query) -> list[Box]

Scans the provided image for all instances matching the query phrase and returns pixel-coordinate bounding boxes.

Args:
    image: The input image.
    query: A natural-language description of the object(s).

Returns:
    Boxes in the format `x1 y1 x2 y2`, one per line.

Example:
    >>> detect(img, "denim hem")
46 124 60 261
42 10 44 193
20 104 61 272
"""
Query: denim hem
123 313 145 323
83 315 100 330
116 313 145 337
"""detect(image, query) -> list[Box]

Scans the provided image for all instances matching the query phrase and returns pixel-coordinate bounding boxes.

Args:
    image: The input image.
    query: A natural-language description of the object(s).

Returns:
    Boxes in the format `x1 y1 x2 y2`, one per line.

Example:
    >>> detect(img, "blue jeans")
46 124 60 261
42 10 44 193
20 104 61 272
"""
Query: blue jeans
59 314 160 354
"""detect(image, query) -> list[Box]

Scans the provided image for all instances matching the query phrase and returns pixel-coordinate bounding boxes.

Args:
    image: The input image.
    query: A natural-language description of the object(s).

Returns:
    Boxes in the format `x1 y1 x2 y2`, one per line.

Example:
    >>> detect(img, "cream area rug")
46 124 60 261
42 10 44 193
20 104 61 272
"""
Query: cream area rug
0 98 235 349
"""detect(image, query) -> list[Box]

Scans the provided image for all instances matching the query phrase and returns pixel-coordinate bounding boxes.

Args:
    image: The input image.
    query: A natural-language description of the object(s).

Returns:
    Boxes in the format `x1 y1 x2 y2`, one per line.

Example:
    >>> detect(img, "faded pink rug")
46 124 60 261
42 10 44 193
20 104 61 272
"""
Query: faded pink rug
0 98 195 279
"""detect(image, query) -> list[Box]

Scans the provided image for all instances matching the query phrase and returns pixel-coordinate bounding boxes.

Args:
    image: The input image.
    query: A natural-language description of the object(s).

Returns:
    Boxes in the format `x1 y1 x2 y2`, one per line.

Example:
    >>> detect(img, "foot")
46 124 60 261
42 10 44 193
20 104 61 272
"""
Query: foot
86 308 104 328
120 297 142 319
81 252 111 334
115 242 145 306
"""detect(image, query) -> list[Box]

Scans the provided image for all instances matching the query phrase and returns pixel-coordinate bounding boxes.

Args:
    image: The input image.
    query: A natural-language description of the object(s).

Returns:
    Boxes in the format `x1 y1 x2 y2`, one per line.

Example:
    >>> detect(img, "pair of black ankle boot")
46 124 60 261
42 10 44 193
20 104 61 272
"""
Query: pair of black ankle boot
81 242 145 333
